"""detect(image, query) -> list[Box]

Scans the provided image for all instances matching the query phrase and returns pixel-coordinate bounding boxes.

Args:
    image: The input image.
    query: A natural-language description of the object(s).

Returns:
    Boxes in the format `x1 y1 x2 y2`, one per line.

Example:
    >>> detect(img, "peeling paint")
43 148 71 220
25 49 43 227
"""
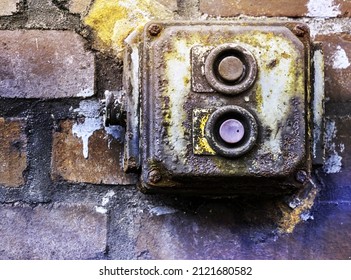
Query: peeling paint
306 19 346 38
95 206 108 214
300 211 314 221
258 36 303 156
77 88 94 97
324 119 343 174
73 100 100 117
324 152 342 174
149 206 178 216
101 190 115 206
105 126 124 142
95 190 116 214
84 0 172 57
331 46 350 69
164 40 190 160
306 0 341 18
312 48 324 162
339 143 345 153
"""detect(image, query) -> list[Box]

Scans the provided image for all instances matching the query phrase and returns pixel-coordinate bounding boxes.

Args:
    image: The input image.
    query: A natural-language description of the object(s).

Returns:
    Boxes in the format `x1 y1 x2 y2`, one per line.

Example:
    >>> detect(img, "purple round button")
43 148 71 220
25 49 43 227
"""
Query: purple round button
219 119 245 144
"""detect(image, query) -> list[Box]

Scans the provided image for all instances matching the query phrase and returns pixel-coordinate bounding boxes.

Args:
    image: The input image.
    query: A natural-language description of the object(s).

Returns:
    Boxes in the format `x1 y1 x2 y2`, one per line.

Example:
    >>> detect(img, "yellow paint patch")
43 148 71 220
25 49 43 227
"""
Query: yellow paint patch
193 112 216 155
84 0 172 57
255 84 263 113
278 181 319 233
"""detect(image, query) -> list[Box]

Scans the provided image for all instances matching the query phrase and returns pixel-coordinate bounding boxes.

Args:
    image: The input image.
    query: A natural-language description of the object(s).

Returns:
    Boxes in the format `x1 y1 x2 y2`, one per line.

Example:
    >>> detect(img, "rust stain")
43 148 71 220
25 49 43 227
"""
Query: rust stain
278 179 319 233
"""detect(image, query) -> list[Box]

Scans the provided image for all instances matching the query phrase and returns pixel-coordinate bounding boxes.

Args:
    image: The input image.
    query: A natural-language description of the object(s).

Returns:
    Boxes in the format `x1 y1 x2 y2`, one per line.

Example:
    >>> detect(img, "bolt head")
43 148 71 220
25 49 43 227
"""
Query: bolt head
148 169 162 184
148 24 162 36
293 25 308 37
295 170 308 183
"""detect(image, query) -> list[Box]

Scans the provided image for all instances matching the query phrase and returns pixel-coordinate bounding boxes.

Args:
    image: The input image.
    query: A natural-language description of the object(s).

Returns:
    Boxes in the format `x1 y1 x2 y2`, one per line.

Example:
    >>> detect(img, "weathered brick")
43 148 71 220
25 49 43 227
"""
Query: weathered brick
200 0 308 17
0 118 27 187
135 200 351 259
51 119 136 185
316 33 351 102
0 0 21 16
340 1 351 17
0 30 94 99
69 0 93 15
0 204 107 259
200 0 350 18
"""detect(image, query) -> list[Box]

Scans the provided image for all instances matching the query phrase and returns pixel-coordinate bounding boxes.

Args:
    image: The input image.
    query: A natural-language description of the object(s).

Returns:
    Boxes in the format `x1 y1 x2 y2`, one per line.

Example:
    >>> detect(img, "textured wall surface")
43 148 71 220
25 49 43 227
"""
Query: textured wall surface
0 0 350 259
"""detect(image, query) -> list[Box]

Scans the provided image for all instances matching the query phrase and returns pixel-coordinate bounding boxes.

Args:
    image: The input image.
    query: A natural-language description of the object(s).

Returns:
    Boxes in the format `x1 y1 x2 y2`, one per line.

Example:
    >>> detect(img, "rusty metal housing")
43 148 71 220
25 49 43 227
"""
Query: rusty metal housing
121 21 324 195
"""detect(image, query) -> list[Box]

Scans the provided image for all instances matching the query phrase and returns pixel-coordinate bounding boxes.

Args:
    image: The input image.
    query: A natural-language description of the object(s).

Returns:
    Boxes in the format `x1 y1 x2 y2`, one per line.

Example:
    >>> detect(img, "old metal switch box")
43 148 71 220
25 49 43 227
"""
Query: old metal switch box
117 21 323 195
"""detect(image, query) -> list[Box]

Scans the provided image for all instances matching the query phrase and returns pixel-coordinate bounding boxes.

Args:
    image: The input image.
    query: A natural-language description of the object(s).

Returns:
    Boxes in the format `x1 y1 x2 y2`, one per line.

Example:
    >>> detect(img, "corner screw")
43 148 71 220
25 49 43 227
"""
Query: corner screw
293 25 308 37
295 170 308 183
148 24 162 36
148 169 162 184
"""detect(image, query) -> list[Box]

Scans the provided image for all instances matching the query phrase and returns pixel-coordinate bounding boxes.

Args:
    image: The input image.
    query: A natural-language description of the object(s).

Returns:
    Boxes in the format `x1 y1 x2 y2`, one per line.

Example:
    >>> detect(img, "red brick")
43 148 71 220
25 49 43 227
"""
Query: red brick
339 0 351 17
200 0 351 17
0 30 95 99
51 119 136 185
200 0 308 17
316 33 351 102
0 118 27 187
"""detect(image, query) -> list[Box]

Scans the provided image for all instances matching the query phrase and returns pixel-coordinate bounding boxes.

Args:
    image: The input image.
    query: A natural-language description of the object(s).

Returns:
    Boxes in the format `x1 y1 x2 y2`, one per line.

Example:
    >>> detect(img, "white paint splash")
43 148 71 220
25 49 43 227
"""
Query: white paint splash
149 206 178 217
307 0 341 18
73 100 100 117
301 211 314 221
339 143 345 153
95 206 108 214
101 190 115 206
77 87 94 97
95 190 116 214
331 46 350 69
72 117 102 159
72 100 125 158
307 19 345 38
324 119 343 174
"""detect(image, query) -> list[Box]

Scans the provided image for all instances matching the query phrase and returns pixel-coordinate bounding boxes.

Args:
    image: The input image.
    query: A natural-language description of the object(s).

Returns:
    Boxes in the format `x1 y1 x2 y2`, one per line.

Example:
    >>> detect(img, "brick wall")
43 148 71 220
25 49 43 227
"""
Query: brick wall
0 0 350 259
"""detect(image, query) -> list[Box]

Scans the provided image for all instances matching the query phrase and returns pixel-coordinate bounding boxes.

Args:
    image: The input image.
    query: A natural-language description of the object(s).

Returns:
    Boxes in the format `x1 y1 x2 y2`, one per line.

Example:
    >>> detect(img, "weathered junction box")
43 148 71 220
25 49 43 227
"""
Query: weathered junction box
105 21 324 195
